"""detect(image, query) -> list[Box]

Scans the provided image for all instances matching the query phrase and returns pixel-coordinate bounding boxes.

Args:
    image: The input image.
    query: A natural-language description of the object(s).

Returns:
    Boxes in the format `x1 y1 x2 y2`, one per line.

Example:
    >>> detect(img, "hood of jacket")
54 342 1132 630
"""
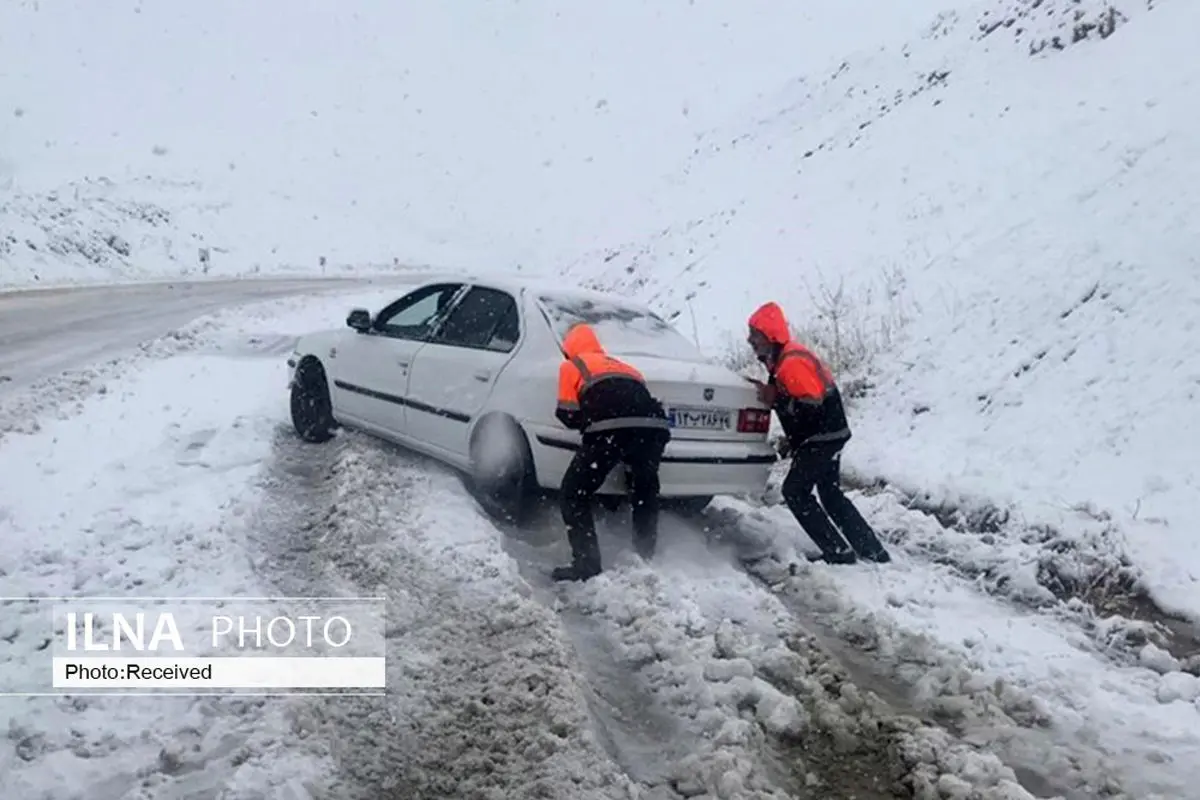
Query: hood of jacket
562 322 605 359
747 302 791 345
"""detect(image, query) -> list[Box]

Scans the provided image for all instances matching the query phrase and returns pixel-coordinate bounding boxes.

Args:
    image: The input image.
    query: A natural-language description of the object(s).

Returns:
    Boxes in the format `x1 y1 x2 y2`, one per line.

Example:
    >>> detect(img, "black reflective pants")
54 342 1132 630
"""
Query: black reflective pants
781 440 890 562
561 427 670 575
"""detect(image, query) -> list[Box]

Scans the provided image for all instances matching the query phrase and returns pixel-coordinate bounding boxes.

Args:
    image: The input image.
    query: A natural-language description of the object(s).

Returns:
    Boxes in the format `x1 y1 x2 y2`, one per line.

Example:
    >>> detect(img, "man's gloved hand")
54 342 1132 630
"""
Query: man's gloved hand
770 433 791 460
749 378 777 406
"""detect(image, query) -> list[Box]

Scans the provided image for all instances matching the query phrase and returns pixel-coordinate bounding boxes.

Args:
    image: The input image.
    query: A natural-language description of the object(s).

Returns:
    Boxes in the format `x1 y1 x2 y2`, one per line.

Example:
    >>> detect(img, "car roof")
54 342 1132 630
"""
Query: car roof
413 271 657 314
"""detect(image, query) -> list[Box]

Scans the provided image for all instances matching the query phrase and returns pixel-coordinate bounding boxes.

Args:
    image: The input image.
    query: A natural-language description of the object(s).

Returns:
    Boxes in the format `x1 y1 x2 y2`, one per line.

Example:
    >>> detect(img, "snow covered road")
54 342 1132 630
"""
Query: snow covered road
0 278 397 392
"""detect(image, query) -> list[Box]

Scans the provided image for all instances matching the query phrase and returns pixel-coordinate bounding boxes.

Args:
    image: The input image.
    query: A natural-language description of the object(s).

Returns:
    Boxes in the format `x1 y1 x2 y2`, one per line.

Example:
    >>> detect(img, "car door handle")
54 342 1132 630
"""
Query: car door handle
473 370 491 382
397 360 409 368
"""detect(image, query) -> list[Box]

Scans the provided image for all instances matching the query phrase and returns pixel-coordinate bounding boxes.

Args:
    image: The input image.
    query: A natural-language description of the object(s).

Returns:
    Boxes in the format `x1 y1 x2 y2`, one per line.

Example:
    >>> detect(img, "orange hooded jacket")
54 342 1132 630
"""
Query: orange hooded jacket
556 323 645 412
748 301 850 445
747 302 836 404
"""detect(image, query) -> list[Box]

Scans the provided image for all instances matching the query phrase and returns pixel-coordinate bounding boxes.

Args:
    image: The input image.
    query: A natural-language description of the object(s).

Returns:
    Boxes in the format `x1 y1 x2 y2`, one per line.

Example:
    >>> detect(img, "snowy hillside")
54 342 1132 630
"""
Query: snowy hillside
558 4 1200 792
566 0 1200 625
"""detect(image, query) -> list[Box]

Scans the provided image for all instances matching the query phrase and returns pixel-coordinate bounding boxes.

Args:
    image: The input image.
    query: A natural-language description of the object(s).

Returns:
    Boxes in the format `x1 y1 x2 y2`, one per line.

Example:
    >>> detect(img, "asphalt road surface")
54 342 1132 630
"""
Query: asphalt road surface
0 277 410 392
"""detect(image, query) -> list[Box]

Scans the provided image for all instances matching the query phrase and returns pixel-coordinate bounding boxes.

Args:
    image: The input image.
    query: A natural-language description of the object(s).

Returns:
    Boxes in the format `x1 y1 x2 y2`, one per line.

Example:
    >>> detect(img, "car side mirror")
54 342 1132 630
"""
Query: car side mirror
346 309 373 333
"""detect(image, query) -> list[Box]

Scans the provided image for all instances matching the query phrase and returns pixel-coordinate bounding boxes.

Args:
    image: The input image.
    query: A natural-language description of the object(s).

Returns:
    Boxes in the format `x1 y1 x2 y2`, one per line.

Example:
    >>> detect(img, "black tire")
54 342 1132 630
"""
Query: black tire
469 414 537 526
290 358 336 444
664 495 714 517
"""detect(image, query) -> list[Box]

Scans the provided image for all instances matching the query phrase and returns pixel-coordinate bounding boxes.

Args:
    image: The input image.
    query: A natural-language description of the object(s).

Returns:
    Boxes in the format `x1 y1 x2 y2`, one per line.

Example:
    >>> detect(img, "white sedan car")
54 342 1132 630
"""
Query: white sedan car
287 275 776 523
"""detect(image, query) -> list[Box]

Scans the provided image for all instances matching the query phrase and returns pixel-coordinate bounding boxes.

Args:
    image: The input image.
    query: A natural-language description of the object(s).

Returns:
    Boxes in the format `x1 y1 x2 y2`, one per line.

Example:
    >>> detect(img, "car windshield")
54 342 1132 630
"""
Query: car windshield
537 292 706 362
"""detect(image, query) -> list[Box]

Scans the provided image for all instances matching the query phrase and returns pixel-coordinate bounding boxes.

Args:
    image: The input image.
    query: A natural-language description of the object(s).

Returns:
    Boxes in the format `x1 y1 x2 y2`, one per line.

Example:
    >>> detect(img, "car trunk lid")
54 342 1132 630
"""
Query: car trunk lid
617 353 770 441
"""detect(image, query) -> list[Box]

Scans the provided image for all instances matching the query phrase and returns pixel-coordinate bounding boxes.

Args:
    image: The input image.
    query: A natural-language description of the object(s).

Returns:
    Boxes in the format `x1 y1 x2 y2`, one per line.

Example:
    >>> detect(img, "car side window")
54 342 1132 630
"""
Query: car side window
489 303 520 351
374 283 464 340
433 287 520 352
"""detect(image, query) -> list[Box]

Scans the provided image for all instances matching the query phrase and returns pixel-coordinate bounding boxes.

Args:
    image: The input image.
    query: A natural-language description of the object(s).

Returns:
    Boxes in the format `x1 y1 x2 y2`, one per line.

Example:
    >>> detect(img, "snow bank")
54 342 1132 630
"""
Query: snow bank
562 1 1200 617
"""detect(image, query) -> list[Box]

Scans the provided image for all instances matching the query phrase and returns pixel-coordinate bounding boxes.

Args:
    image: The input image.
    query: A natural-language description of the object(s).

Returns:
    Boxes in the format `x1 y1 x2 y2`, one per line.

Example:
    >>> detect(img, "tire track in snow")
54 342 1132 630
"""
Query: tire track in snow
501 504 1055 800
693 502 1133 800
248 426 640 800
499 521 703 788
252 427 823 798
500 515 816 797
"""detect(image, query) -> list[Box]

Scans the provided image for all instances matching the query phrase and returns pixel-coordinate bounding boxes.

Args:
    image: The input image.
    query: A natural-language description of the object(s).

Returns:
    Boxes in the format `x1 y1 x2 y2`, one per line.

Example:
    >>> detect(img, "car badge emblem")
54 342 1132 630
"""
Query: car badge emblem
703 387 714 401
329 347 337 359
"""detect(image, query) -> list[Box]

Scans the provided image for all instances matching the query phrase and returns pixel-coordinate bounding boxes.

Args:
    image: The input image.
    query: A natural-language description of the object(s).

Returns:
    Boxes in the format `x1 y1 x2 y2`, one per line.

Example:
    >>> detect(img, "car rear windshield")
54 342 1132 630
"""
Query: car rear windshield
537 293 706 362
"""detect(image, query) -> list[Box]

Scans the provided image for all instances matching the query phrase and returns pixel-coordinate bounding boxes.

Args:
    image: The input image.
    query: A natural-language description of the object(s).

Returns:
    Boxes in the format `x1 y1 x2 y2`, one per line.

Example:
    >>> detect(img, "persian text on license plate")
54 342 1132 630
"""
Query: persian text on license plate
668 407 731 430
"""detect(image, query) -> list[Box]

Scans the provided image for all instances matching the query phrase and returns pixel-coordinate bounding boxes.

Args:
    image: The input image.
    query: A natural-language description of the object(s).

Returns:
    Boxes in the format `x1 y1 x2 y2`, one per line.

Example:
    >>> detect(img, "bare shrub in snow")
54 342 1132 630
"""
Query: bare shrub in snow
977 0 1135 54
797 266 909 388
718 266 911 403
717 331 767 380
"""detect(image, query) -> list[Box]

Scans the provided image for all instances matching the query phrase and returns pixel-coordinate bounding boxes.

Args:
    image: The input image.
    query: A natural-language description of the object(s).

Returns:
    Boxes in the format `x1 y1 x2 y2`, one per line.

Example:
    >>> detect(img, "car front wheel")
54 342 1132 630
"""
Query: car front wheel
290 358 336 444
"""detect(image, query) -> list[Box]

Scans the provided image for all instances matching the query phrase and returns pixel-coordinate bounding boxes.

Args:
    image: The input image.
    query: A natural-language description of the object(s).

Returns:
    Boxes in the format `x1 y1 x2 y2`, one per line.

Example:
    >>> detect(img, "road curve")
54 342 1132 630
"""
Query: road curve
0 277 412 392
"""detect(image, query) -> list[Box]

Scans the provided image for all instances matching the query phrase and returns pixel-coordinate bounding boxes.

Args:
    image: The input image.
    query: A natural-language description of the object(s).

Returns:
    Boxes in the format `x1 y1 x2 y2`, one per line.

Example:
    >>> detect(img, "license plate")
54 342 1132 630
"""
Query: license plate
668 406 731 430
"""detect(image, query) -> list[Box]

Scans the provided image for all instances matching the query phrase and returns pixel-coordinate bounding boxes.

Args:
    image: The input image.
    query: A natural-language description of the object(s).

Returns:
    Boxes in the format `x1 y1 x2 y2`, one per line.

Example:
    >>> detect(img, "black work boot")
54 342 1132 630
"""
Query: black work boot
633 532 656 562
859 548 891 564
552 563 601 582
558 523 602 581
805 549 858 565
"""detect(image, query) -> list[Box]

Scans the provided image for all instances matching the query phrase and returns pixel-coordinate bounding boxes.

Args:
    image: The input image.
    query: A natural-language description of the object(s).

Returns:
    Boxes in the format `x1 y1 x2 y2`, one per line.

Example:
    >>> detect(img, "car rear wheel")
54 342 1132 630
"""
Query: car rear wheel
291 358 336 444
469 414 537 526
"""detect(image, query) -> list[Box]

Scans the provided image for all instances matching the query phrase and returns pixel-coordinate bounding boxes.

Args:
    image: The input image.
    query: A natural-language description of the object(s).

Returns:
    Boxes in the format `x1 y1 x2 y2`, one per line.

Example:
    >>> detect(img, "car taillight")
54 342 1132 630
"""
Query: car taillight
737 408 771 434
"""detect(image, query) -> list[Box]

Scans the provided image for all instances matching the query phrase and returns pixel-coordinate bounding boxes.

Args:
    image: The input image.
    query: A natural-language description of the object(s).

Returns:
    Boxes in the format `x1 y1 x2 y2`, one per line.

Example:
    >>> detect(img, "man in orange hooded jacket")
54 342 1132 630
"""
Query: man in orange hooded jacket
747 302 891 565
553 322 672 581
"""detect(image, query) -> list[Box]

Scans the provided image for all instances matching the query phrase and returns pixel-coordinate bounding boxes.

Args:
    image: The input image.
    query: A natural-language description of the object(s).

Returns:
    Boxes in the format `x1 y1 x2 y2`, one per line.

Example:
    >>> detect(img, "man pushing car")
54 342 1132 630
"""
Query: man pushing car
746 301 891 565
552 322 671 581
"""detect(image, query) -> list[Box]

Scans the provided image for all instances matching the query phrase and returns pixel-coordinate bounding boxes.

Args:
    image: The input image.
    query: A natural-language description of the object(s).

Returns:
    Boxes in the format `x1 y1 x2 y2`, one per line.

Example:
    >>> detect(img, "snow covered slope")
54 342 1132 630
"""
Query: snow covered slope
565 0 1200 621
